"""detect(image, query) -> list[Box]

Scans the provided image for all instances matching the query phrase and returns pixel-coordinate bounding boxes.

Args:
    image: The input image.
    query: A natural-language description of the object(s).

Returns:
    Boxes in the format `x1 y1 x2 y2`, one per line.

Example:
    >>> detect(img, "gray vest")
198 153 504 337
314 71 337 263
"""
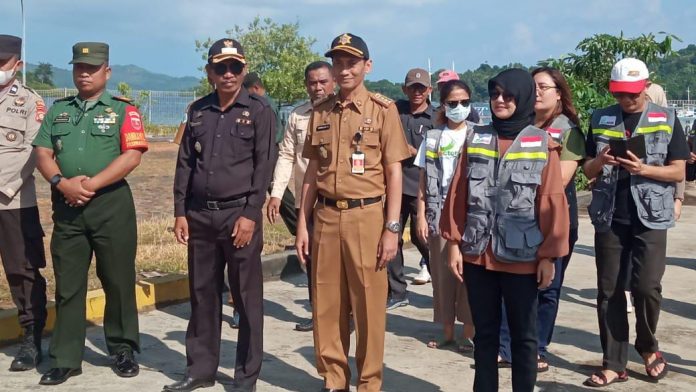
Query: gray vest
547 114 579 229
588 102 676 232
423 123 472 235
461 125 549 263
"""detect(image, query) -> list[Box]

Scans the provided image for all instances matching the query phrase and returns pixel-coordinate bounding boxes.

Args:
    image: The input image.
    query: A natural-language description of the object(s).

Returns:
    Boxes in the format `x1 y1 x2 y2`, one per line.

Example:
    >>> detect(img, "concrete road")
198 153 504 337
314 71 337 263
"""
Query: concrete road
2 207 695 391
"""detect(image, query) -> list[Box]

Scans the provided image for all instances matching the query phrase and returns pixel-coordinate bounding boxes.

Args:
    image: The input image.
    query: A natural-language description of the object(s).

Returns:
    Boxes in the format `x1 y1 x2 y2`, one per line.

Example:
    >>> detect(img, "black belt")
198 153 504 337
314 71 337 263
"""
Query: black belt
195 196 247 211
318 195 382 210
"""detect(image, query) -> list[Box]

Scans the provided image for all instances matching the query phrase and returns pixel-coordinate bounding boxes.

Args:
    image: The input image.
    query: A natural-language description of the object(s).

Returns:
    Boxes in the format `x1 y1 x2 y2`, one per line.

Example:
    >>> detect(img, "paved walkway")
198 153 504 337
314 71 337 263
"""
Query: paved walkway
2 207 696 391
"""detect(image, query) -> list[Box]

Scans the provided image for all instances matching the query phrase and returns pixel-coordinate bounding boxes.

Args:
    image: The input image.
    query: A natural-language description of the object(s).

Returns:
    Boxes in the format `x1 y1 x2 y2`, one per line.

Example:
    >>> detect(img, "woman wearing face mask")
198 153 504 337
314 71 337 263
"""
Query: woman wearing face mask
497 67 586 372
414 80 475 352
440 68 569 392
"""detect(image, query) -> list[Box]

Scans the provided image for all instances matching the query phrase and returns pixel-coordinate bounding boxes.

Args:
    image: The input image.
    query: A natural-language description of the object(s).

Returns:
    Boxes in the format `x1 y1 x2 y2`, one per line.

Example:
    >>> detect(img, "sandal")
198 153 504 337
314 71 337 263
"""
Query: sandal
427 339 456 349
645 351 669 381
457 338 474 353
583 370 628 388
537 357 549 373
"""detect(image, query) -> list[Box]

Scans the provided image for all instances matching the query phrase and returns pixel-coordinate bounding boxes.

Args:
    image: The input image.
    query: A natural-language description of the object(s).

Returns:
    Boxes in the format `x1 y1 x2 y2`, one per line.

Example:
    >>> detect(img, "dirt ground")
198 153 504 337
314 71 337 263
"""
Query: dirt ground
0 142 294 308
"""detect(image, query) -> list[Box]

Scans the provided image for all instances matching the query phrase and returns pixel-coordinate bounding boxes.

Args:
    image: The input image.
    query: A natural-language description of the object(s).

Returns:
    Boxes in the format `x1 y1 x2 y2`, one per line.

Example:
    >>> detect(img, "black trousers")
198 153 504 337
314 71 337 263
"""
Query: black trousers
594 222 667 372
279 187 297 236
185 207 264 386
388 194 429 300
0 207 47 328
464 263 538 392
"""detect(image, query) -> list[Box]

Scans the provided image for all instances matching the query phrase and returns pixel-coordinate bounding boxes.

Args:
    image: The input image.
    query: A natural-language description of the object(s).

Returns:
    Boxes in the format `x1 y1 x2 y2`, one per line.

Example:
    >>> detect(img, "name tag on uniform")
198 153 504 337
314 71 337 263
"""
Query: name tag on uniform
472 133 492 144
599 115 616 126
316 124 330 132
53 113 70 123
236 118 252 125
351 151 365 174
358 126 372 132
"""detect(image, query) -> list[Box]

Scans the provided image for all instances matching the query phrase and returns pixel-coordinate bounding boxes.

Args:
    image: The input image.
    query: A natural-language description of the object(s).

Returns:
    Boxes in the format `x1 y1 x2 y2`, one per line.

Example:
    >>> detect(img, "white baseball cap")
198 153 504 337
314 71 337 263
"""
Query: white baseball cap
609 58 649 94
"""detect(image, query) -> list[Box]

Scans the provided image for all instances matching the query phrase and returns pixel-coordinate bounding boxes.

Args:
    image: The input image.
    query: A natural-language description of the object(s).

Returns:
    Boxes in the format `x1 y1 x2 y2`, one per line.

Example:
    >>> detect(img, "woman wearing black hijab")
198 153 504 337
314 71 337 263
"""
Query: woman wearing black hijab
440 69 570 392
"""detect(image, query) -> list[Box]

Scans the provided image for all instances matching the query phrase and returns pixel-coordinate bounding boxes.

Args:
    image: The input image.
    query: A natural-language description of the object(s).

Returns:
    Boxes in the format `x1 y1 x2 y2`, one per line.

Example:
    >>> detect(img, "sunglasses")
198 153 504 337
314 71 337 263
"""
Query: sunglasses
211 61 244 76
612 92 640 100
445 99 471 109
489 91 515 103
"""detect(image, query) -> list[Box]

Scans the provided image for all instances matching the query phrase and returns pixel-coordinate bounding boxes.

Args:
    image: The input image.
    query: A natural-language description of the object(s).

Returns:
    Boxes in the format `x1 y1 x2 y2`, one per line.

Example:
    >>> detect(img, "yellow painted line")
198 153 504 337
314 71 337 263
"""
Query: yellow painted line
0 274 190 345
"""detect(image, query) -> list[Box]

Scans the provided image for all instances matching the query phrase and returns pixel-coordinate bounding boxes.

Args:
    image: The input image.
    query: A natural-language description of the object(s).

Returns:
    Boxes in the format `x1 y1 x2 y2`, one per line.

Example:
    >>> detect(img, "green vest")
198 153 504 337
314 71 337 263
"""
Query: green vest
462 125 549 263
588 102 676 231
35 92 133 178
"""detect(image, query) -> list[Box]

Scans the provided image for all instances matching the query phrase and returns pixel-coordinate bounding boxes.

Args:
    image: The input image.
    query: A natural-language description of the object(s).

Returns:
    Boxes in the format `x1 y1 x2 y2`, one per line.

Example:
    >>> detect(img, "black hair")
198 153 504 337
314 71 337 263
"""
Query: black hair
439 80 472 104
304 61 332 80
243 72 263 89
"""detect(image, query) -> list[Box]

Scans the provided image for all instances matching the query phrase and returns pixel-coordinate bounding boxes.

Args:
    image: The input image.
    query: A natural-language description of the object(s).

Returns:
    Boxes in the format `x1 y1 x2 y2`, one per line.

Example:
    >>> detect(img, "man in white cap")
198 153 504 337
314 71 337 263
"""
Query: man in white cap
582 58 688 387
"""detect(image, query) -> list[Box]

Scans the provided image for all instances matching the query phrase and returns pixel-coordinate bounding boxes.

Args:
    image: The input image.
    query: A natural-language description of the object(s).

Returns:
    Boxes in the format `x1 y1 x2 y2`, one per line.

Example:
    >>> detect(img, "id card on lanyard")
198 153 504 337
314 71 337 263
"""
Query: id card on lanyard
351 131 365 175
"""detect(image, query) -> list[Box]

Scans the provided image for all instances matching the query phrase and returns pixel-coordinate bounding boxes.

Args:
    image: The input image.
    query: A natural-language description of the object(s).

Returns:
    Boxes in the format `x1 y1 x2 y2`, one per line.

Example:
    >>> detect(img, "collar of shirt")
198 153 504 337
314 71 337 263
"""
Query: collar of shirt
201 88 251 112
396 99 433 118
66 90 115 109
335 84 370 114
297 100 313 115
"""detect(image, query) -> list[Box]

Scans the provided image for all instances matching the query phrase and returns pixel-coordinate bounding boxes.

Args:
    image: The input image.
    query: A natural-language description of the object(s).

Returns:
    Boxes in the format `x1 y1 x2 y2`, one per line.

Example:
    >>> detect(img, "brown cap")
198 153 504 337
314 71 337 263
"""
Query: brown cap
208 38 246 64
404 68 431 87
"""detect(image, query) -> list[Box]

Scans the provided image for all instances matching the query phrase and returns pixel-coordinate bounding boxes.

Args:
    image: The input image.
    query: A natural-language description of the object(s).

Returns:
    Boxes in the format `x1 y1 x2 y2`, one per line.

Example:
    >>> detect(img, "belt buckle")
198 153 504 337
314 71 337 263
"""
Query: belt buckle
206 201 220 210
336 199 349 210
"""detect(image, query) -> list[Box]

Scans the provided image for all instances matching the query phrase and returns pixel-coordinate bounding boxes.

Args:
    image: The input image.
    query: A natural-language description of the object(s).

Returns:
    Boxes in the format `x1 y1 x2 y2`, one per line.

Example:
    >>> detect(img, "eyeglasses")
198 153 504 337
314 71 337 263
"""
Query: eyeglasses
489 91 515 103
612 92 640 100
211 61 244 76
536 84 558 94
445 99 471 109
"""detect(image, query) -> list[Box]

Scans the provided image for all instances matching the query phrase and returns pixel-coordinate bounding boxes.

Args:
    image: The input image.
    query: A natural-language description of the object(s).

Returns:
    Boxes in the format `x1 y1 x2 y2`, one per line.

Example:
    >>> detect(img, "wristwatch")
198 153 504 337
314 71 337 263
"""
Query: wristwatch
49 174 63 188
385 220 401 233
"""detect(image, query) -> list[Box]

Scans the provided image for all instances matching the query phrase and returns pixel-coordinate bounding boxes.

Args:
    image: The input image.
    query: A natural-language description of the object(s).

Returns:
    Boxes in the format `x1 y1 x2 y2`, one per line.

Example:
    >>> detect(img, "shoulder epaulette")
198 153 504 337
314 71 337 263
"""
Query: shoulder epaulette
312 93 334 108
249 93 270 107
113 95 132 103
370 93 394 108
55 96 75 103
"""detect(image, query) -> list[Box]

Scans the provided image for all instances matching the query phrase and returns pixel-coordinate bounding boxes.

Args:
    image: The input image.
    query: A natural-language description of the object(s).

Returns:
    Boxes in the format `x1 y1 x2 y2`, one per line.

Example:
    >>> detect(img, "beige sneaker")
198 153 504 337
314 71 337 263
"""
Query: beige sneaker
413 265 431 285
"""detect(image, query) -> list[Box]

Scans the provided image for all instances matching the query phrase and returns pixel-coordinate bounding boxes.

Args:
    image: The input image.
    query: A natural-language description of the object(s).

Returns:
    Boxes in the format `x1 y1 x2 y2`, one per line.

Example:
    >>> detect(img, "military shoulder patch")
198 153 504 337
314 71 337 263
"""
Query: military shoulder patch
370 93 394 108
54 96 75 103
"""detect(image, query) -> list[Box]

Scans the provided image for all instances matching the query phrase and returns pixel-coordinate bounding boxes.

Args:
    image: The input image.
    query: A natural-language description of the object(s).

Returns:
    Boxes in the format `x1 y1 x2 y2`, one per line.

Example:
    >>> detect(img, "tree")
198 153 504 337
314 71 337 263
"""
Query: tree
33 63 54 86
195 17 321 105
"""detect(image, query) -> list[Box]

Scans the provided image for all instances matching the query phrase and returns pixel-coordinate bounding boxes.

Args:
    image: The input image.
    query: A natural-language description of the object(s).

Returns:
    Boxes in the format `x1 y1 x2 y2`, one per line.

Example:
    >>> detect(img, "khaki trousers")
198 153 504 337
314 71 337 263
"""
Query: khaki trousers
311 202 386 392
429 235 472 325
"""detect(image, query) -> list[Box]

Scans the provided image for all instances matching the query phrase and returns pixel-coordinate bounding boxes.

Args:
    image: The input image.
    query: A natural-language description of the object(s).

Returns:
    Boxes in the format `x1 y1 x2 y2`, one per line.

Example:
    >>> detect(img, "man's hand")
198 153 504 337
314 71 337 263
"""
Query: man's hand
56 175 95 207
408 145 418 157
598 145 620 166
295 225 310 266
231 216 256 248
266 197 281 224
537 258 555 289
174 216 189 245
688 152 696 165
447 241 464 283
376 230 398 270
616 151 645 175
416 214 429 244
675 198 683 221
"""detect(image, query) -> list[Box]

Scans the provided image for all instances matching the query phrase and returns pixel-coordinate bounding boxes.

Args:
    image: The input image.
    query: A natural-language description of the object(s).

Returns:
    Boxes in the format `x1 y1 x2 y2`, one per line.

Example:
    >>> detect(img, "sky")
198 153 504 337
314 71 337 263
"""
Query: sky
2 0 695 83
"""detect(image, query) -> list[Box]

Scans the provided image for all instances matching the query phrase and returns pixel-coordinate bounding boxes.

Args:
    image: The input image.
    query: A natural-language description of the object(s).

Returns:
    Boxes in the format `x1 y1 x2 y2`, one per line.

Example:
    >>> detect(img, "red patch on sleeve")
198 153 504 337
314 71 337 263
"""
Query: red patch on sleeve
35 100 46 123
120 105 148 152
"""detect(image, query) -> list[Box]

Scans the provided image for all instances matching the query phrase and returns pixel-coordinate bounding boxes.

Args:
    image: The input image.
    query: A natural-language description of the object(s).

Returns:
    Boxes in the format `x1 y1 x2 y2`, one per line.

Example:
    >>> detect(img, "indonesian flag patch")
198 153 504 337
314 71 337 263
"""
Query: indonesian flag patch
520 135 543 148
546 127 562 140
647 112 667 123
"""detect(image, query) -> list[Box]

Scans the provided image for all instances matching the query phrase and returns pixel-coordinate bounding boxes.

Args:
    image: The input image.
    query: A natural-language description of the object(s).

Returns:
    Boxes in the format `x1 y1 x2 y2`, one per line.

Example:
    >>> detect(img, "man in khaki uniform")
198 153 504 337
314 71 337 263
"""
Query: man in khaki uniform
295 33 410 392
0 34 48 372
267 60 334 332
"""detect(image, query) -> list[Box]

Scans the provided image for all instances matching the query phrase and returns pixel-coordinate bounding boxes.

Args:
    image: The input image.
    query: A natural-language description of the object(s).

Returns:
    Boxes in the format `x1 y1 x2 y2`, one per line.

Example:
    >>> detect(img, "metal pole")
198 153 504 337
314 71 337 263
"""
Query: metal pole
21 0 26 85
148 91 152 124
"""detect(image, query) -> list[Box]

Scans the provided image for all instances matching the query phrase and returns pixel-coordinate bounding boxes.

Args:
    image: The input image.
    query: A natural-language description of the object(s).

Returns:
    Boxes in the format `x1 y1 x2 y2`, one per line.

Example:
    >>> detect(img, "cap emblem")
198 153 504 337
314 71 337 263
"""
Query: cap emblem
627 70 640 77
338 34 352 45
82 47 89 54
415 72 421 78
223 40 234 48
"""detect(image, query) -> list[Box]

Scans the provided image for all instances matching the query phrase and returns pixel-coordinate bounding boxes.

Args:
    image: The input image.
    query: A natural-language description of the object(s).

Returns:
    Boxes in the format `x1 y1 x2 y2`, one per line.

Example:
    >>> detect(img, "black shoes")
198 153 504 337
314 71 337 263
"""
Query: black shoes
163 376 215 391
230 310 241 329
39 368 82 385
295 318 314 332
9 325 42 371
114 350 139 377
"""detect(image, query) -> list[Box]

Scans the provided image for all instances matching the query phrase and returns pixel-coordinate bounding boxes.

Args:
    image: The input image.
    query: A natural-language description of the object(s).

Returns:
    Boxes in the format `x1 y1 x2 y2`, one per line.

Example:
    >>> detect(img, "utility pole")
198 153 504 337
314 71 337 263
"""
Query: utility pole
21 0 26 85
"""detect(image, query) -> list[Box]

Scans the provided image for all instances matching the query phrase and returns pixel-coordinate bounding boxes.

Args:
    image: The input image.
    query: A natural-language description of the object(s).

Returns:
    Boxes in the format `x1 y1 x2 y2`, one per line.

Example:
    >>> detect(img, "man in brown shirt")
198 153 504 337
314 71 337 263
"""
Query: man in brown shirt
295 33 410 392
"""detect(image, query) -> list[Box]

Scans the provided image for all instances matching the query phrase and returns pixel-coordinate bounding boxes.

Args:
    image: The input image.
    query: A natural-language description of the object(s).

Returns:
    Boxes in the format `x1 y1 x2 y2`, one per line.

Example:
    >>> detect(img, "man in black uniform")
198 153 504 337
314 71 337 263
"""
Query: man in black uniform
166 38 276 392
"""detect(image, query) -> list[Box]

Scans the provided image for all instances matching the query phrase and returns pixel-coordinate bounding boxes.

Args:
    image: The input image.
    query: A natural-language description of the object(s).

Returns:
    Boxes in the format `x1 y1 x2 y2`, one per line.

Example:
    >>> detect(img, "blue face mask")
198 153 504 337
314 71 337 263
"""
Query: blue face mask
445 103 471 123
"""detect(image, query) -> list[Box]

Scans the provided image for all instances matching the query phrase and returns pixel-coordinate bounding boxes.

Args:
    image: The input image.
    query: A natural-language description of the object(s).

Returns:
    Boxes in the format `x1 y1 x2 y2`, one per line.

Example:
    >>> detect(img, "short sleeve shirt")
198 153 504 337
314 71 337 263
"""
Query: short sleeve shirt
33 91 148 178
302 85 411 199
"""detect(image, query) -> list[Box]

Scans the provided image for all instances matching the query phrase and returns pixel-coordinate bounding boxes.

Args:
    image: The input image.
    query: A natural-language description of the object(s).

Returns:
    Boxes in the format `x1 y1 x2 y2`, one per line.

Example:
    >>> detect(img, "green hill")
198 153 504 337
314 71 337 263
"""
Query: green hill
657 44 696 100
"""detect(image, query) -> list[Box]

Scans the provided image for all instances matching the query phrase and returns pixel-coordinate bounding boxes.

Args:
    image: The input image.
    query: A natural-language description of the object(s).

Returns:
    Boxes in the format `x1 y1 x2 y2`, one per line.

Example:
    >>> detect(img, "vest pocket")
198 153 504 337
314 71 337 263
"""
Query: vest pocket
497 217 543 262
461 212 489 255
507 171 541 210
637 186 674 223
588 187 613 227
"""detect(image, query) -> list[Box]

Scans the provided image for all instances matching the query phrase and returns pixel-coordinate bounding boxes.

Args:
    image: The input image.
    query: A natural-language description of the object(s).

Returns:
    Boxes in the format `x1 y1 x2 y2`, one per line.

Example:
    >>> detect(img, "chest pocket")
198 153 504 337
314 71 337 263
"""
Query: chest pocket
90 124 118 137
311 131 332 166
644 133 668 163
507 170 542 212
359 131 380 166
231 122 255 159
0 115 26 148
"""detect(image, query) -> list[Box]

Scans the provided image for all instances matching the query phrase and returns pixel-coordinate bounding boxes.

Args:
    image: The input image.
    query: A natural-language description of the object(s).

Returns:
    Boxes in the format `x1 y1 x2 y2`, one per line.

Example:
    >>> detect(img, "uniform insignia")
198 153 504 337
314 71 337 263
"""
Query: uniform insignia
647 112 667 123
194 141 202 153
338 33 352 45
370 93 394 108
35 100 46 122
546 127 562 140
98 124 110 131
82 47 89 54
104 107 114 114
627 70 639 77
364 118 372 124
599 115 616 126
235 118 252 125
520 135 543 148
472 133 493 145
317 124 330 132
359 126 372 132
14 97 26 107
319 145 328 159
54 113 70 123
6 131 17 142
56 139 63 151
224 40 234 48
94 115 105 124
9 85 18 95
242 110 250 117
